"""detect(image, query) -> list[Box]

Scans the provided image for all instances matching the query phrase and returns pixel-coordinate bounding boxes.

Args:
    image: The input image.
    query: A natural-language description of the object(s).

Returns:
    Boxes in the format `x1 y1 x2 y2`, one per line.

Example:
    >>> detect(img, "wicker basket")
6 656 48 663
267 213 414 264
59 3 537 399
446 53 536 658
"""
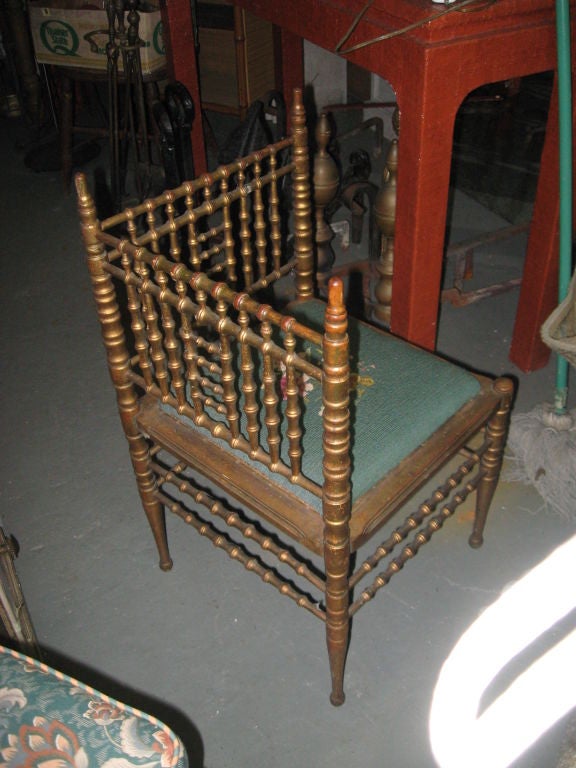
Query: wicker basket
541 270 576 368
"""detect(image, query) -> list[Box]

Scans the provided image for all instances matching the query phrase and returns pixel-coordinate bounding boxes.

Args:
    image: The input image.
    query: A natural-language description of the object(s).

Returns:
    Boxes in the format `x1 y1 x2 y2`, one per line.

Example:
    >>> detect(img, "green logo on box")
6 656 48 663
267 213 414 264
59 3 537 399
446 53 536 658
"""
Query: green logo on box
153 21 164 55
40 20 79 57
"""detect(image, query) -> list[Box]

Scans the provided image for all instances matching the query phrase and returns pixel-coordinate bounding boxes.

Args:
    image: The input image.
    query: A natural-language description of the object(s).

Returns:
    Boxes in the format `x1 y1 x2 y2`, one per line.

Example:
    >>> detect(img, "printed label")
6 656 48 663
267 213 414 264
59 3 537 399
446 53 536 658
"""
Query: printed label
39 19 79 56
152 21 164 55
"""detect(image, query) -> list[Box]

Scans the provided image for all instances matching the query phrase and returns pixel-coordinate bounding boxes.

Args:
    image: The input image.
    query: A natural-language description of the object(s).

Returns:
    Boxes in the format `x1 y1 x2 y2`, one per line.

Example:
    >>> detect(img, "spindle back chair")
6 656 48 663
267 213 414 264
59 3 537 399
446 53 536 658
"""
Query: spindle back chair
77 88 513 705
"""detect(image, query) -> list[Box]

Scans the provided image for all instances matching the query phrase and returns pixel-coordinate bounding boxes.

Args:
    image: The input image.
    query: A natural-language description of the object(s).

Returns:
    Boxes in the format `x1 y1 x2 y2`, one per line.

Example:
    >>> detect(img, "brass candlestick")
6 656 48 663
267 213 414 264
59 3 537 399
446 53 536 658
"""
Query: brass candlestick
373 138 398 326
313 113 339 283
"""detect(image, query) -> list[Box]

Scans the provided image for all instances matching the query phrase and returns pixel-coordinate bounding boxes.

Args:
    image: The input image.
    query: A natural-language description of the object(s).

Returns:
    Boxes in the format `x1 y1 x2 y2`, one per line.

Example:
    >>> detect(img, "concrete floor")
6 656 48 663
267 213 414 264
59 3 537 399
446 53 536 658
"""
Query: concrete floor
1 111 575 768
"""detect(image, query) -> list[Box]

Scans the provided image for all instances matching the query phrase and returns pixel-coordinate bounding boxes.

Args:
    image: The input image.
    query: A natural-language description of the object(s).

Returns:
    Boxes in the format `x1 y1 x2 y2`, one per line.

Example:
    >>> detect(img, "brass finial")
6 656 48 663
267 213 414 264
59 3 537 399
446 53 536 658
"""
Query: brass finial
313 113 339 282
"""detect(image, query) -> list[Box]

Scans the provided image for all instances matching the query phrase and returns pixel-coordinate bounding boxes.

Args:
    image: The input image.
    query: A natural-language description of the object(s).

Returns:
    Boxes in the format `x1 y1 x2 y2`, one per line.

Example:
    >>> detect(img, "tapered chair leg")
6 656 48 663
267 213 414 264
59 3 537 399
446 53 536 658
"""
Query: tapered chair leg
326 593 350 706
143 498 173 571
76 172 173 573
322 277 352 705
129 433 173 571
469 378 514 548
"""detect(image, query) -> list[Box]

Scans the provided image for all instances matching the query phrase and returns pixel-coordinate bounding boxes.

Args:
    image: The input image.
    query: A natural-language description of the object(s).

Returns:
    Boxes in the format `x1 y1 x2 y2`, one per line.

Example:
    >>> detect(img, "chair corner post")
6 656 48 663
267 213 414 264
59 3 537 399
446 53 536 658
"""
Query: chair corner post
470 377 515 548
291 88 315 300
75 173 172 572
75 173 128 390
76 173 101 258
322 276 352 705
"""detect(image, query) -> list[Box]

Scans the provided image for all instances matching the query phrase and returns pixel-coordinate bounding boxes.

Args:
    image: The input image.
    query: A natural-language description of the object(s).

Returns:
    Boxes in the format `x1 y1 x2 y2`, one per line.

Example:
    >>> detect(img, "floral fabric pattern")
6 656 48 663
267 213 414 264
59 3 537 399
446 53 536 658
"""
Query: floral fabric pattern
0 646 187 768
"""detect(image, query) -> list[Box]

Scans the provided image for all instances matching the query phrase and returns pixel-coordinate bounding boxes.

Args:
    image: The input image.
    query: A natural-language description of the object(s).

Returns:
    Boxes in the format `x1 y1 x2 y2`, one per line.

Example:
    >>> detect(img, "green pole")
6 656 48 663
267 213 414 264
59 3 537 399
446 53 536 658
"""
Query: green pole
555 0 572 414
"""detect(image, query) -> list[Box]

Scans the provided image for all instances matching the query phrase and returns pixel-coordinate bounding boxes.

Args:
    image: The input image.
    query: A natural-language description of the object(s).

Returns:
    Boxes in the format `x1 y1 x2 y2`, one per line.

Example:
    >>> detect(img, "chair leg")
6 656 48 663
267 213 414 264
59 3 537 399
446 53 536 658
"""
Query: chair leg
322 276 352 704
325 565 350 706
129 433 173 571
143 498 173 572
469 378 514 548
76 174 173 572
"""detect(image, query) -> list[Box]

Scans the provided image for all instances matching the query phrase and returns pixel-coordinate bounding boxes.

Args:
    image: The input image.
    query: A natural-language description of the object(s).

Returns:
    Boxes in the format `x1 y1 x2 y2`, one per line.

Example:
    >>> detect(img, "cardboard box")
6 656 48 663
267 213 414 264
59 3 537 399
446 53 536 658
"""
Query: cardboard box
28 0 166 75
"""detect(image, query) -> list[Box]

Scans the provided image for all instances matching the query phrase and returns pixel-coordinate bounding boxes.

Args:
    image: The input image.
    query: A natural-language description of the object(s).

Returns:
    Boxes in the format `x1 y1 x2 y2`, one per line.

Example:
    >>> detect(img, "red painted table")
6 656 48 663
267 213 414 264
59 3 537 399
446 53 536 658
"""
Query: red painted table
163 0 564 369
161 0 207 173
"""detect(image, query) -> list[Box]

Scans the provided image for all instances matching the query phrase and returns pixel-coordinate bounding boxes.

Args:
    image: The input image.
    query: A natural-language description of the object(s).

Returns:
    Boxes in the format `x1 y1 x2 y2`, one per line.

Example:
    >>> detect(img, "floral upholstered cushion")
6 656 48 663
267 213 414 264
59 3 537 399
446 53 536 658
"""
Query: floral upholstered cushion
0 645 187 768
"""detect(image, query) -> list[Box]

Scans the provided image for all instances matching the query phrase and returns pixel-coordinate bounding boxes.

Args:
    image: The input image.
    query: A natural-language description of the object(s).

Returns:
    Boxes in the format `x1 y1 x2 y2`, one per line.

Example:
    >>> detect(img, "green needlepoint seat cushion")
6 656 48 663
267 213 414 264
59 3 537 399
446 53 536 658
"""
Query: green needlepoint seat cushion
161 299 481 511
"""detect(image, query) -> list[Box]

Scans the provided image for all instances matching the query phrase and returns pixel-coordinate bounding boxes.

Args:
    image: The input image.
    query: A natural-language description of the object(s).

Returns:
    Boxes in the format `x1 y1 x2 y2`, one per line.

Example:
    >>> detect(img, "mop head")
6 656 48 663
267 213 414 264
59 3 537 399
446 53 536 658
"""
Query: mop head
506 404 576 516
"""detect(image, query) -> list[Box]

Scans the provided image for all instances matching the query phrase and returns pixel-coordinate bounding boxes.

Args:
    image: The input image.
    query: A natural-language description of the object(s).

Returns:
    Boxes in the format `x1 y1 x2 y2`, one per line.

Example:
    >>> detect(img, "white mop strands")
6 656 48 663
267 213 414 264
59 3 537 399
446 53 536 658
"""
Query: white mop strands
507 405 576 516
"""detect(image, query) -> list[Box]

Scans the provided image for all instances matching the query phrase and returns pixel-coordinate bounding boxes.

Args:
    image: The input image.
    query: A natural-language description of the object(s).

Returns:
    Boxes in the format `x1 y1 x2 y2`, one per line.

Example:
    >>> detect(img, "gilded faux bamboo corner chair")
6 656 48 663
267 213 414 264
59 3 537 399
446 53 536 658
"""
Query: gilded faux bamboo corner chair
76 88 513 705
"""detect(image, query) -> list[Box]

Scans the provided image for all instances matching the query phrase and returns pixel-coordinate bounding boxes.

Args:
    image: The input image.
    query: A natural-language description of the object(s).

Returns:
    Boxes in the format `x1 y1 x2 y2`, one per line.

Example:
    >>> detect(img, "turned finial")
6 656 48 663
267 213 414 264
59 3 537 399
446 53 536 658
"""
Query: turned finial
75 172 89 201
373 139 398 239
316 112 330 155
314 113 339 207
75 172 97 224
292 87 304 122
328 275 345 312
325 276 347 336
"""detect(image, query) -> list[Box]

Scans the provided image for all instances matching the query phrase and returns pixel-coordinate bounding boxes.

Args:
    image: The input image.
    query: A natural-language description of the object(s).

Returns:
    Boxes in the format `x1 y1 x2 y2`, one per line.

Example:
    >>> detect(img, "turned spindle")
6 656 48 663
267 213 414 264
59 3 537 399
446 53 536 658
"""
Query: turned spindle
313 113 339 284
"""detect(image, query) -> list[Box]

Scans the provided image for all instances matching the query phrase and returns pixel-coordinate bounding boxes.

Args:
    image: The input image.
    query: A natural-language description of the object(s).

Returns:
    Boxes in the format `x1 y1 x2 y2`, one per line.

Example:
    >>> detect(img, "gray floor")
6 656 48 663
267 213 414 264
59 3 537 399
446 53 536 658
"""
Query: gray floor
1 113 575 768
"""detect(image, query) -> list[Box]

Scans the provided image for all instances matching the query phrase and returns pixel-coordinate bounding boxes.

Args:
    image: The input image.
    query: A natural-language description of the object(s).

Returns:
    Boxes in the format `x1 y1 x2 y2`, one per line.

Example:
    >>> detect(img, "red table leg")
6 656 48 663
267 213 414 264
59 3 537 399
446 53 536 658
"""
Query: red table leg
161 0 207 175
509 83 559 372
342 25 558 352
279 29 304 100
391 71 460 348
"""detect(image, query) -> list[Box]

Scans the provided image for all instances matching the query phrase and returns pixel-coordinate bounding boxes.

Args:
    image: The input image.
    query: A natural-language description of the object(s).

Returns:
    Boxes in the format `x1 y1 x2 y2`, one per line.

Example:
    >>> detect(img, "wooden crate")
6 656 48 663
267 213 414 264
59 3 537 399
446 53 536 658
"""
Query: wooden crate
197 0 278 116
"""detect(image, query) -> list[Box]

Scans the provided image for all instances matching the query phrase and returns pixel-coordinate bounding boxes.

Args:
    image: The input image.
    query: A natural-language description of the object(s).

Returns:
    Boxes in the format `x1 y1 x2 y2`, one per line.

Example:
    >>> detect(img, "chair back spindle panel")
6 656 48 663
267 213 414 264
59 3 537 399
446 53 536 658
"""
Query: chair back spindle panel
101 137 302 296
99 234 324 497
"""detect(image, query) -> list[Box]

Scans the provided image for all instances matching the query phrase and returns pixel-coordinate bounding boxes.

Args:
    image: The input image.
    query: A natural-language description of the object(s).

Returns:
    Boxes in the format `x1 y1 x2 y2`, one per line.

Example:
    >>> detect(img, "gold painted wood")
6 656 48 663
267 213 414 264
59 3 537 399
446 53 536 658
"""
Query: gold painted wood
470 378 515 548
261 319 281 465
77 88 514 706
322 277 351 706
137 396 323 548
76 173 172 572
291 91 315 301
268 149 282 272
